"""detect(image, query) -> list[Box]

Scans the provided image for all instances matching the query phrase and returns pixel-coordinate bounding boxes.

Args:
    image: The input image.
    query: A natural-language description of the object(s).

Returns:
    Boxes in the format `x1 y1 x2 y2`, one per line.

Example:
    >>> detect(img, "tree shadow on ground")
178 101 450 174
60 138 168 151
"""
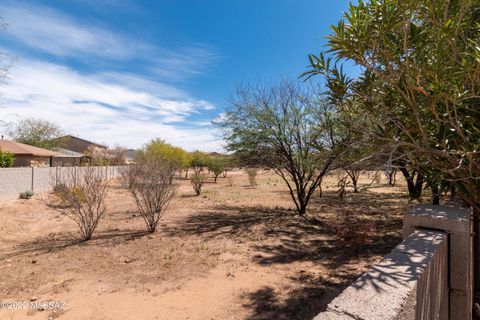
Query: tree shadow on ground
0 228 149 259
243 273 350 320
164 195 405 319
162 204 325 241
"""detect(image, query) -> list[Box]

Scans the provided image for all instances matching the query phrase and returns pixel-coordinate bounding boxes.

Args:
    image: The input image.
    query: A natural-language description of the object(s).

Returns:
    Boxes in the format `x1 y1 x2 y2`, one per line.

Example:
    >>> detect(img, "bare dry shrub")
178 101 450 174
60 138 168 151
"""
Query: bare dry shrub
49 167 109 241
337 176 349 199
121 158 178 233
245 168 257 187
190 171 207 196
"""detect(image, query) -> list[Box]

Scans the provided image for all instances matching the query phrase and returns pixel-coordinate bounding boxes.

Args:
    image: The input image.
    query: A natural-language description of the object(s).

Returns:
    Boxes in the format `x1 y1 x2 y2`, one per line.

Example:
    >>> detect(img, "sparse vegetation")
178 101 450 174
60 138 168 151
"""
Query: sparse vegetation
121 157 179 233
0 169 408 320
49 167 109 241
190 171 207 196
1 0 478 317
245 168 257 187
19 190 34 199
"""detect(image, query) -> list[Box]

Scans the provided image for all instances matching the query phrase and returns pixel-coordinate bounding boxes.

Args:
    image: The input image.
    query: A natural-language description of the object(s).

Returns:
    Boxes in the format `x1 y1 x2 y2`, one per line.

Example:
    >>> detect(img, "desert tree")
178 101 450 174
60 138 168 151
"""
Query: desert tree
217 80 344 216
190 151 209 174
85 145 110 166
304 0 480 296
207 155 228 183
121 157 179 233
144 138 189 177
9 118 65 150
108 145 128 165
50 166 109 241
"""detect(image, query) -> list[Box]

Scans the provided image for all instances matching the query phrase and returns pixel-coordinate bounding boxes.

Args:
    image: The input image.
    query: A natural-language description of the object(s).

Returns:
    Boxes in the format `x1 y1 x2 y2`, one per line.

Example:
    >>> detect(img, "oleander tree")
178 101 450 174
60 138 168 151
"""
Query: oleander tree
304 0 480 209
303 0 480 296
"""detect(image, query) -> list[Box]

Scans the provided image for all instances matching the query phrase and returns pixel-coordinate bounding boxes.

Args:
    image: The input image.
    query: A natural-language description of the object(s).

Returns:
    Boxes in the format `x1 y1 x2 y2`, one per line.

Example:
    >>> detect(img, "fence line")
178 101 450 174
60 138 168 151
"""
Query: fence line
0 166 126 201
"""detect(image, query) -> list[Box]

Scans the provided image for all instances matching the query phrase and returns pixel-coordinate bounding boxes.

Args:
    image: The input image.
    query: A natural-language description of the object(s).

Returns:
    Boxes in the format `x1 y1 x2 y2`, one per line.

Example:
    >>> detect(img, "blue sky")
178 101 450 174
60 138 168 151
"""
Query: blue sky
0 0 351 151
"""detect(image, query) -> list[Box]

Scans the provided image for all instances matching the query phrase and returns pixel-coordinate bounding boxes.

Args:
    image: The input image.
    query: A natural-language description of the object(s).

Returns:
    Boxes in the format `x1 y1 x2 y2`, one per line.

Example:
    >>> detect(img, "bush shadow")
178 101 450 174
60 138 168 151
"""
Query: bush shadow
0 228 149 259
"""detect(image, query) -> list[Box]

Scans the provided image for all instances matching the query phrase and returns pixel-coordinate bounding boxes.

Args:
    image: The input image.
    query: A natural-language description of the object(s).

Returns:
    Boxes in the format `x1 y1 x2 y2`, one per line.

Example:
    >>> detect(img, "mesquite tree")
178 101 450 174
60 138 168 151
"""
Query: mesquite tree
207 156 228 183
217 80 343 216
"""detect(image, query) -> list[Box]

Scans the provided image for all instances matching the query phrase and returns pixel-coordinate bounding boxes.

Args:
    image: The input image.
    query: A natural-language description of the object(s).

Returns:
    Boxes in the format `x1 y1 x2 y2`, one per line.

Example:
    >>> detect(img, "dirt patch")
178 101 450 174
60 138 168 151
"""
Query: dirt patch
0 170 410 320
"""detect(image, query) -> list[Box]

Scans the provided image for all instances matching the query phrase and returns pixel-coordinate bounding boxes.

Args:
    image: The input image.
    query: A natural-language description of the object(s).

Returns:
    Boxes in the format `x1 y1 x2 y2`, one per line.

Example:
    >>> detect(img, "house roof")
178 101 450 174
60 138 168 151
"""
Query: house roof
0 140 63 157
55 148 88 158
125 149 136 161
55 135 107 149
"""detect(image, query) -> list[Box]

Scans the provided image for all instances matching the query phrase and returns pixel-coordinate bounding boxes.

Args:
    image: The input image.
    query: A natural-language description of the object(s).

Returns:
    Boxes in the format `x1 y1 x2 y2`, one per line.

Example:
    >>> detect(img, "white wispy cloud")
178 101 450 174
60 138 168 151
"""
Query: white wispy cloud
1 2 220 80
0 1 224 151
2 3 135 59
0 57 223 151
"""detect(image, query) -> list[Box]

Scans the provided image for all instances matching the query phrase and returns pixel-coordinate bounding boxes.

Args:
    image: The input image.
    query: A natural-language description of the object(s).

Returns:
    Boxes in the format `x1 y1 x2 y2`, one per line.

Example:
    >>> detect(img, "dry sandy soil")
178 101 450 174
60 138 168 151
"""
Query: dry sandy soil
0 170 411 320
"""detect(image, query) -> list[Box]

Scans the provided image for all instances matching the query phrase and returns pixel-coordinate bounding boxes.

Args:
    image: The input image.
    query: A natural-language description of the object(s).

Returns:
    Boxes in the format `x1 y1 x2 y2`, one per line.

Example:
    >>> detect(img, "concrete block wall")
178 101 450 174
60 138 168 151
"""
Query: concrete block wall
403 205 473 320
32 167 57 192
0 166 126 201
314 204 473 320
314 229 449 320
0 167 35 200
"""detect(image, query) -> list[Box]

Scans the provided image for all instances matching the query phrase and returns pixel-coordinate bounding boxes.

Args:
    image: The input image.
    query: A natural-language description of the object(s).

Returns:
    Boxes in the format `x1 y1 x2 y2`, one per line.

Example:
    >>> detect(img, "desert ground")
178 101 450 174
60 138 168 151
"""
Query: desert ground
0 170 411 320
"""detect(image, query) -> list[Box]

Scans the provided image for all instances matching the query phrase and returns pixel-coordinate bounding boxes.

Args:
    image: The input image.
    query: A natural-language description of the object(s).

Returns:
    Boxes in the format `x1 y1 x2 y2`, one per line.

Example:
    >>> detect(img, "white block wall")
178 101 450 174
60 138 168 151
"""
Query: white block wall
0 166 126 201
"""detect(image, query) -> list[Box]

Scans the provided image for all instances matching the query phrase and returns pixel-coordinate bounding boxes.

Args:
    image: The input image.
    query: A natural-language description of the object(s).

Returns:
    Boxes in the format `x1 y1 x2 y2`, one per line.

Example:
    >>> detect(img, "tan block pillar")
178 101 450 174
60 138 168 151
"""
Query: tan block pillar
403 205 473 320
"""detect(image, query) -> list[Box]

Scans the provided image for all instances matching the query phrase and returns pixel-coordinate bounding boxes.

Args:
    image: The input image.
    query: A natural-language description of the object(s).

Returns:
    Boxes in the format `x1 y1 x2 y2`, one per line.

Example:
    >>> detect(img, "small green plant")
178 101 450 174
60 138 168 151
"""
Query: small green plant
245 168 257 187
0 150 14 168
19 190 34 199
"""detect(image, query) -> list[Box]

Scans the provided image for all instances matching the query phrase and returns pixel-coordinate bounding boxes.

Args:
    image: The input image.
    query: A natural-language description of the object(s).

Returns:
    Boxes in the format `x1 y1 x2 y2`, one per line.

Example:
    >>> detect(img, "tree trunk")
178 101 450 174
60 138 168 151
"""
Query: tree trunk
387 169 397 186
399 167 423 199
346 170 359 193
450 184 456 201
352 179 358 193
298 202 307 216
431 184 440 205
414 173 424 198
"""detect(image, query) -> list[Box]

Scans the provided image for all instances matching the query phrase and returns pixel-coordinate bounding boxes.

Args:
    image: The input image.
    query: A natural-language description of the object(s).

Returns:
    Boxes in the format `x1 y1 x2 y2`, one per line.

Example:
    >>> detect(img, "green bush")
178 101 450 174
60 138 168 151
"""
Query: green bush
19 190 34 200
0 150 14 168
